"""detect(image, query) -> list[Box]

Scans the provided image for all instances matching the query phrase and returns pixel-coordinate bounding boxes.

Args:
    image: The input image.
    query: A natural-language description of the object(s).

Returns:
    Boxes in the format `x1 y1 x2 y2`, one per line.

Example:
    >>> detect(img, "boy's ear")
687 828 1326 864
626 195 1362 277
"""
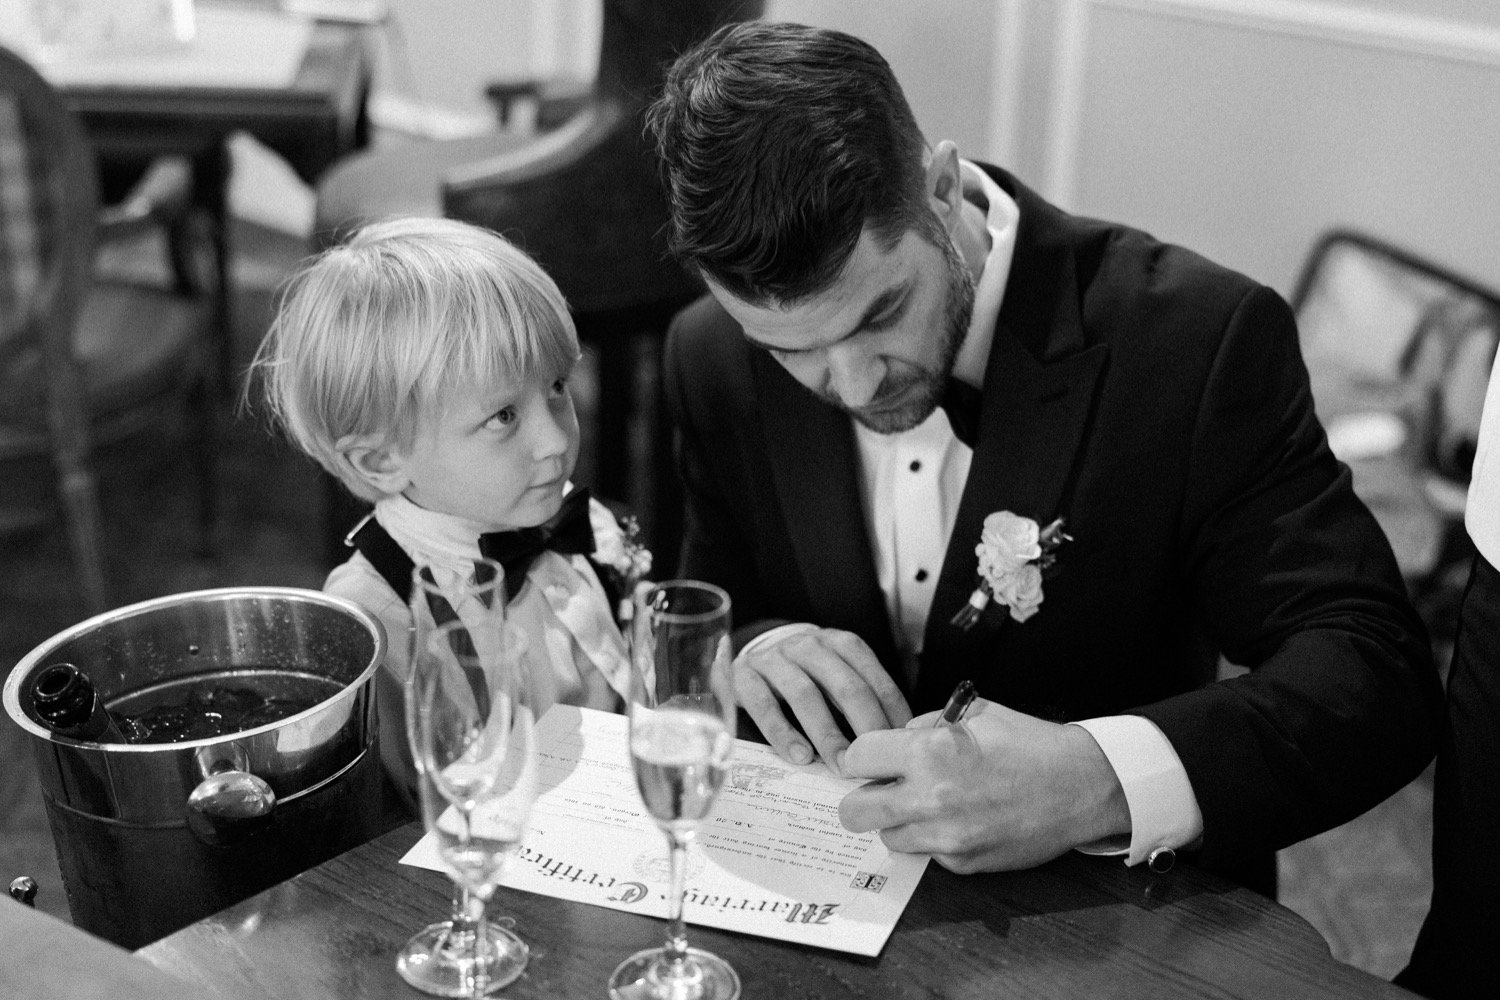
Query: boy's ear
336 434 410 496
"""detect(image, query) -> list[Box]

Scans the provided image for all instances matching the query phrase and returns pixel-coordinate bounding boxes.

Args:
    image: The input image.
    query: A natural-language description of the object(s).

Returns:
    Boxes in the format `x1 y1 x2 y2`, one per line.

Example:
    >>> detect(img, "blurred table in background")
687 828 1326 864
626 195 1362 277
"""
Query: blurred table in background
41 2 372 186
23 0 373 390
135 821 1417 1000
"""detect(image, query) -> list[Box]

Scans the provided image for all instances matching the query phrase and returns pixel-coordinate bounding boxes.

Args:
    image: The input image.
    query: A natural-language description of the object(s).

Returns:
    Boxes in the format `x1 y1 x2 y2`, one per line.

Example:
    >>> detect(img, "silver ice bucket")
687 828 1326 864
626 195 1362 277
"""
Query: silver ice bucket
3 587 387 948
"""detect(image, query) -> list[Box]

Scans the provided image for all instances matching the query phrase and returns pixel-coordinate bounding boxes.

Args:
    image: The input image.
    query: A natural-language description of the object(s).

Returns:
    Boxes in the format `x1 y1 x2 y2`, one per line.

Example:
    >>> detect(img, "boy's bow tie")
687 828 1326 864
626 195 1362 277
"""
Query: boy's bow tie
480 487 596 600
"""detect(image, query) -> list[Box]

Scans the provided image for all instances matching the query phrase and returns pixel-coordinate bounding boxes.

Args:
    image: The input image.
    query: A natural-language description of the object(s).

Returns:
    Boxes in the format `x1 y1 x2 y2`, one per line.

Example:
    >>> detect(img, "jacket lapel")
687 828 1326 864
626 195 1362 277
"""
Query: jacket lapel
755 353 900 672
916 173 1110 707
750 167 1112 705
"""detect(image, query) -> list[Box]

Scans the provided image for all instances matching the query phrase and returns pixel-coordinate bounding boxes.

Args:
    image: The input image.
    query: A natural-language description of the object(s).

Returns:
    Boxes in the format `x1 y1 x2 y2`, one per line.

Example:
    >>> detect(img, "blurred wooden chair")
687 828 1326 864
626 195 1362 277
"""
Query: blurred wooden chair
0 44 220 614
312 0 763 572
1292 229 1500 644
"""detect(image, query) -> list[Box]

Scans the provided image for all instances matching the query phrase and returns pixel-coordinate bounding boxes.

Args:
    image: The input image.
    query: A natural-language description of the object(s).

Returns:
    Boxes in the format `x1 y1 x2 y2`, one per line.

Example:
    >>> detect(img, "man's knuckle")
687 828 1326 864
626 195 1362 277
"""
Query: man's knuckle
778 671 820 700
825 676 869 702
785 633 818 655
830 630 865 656
807 722 848 748
735 673 772 706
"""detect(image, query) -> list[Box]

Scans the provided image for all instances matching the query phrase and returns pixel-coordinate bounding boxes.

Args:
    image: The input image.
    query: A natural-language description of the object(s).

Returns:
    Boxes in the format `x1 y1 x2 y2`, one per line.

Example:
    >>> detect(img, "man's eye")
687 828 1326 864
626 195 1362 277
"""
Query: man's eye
865 302 906 333
484 407 517 429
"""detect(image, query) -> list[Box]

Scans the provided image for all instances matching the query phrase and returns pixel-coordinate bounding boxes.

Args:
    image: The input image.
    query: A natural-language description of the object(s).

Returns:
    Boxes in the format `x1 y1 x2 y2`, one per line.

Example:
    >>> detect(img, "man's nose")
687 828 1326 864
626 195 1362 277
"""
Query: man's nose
825 344 884 408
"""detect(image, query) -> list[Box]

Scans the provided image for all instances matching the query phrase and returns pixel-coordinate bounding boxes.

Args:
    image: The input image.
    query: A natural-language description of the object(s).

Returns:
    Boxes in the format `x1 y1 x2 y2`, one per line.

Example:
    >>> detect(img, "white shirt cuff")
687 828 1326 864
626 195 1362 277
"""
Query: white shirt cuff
1068 715 1204 866
736 622 819 663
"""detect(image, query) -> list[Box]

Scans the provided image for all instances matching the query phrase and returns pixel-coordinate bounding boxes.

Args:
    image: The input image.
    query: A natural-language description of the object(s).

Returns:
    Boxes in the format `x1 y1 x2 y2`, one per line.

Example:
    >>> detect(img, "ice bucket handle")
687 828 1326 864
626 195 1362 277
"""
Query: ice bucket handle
185 745 277 846
9 877 38 906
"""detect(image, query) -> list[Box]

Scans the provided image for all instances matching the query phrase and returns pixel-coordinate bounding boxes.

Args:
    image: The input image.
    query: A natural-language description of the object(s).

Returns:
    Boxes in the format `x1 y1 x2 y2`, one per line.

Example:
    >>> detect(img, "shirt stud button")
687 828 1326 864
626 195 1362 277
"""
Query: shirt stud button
909 460 921 472
915 569 929 583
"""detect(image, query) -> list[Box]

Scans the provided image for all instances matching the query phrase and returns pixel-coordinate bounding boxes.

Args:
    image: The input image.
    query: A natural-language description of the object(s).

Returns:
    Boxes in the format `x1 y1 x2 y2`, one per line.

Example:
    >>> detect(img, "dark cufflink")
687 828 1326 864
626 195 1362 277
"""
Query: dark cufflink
1147 847 1176 874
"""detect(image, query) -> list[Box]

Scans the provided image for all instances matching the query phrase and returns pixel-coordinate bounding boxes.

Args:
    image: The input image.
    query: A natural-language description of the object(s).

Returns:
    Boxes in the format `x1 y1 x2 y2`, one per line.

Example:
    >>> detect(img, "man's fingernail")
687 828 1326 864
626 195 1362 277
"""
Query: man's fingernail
789 742 812 764
832 749 847 774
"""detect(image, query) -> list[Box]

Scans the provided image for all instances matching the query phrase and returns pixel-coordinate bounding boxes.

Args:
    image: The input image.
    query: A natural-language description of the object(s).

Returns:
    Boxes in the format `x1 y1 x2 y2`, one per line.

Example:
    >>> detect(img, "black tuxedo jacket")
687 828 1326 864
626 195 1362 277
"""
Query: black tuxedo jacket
662 164 1441 885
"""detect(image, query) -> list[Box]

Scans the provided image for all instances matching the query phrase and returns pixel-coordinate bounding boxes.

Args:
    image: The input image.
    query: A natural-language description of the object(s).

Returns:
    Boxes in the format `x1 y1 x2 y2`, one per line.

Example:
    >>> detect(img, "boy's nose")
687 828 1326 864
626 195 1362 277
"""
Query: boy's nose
531 401 574 458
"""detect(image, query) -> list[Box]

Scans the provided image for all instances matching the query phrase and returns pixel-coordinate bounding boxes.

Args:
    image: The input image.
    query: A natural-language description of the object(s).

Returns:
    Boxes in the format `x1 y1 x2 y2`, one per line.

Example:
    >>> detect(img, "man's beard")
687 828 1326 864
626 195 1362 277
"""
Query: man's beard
841 236 976 435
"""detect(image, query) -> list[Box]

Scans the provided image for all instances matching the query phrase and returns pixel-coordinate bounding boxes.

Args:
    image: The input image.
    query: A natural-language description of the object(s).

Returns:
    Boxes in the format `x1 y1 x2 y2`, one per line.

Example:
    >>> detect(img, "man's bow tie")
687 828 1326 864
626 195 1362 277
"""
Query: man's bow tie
479 487 596 601
940 377 983 448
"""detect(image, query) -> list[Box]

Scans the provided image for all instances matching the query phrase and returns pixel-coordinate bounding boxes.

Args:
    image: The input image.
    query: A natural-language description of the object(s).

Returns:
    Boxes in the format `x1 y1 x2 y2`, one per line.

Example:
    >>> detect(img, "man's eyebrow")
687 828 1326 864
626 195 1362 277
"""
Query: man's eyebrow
743 282 909 354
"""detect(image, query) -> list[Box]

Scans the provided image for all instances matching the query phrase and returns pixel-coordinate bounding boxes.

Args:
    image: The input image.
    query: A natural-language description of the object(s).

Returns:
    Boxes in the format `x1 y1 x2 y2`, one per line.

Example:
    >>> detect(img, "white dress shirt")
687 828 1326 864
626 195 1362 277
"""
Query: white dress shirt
742 162 1202 865
1467 350 1500 564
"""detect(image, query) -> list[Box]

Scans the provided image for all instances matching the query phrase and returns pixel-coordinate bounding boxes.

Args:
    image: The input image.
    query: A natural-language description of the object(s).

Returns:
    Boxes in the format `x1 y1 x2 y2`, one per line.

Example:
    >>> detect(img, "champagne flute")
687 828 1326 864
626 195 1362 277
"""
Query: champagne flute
608 580 739 1000
397 561 538 997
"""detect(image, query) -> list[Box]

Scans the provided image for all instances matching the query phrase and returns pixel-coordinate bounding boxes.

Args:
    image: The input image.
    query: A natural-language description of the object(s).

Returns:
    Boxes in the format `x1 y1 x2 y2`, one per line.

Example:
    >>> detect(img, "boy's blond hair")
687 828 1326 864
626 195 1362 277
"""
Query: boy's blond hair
250 217 579 502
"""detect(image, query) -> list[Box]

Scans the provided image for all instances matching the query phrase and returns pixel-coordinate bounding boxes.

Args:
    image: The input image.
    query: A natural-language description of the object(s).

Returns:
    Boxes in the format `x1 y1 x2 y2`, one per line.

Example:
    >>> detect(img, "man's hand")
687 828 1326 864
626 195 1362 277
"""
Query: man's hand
737 628 911 773
838 698 1131 873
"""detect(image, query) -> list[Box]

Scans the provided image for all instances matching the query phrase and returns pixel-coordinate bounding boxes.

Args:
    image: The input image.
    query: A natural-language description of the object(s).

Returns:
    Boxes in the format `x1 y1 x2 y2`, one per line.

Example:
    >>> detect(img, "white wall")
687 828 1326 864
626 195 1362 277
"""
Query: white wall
373 1 1500 296
1012 0 1500 295
371 0 599 135
766 0 1005 162
373 1 1007 155
780 0 1500 296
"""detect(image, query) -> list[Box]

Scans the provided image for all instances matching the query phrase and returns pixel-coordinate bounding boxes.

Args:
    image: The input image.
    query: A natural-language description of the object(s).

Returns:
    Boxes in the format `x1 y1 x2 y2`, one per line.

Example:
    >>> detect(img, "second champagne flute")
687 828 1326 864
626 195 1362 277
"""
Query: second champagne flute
398 560 538 998
608 580 739 1000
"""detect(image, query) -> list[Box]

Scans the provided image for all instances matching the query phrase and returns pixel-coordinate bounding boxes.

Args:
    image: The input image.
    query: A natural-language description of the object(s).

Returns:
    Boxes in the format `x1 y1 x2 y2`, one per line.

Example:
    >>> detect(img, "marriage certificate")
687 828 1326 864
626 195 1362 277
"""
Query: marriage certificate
400 705 929 956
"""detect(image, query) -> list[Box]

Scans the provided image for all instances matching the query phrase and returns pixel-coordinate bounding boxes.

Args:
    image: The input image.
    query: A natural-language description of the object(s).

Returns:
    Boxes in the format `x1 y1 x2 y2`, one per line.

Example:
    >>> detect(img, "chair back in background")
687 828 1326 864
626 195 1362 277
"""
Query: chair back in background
1292 229 1500 636
0 42 217 613
0 43 106 608
441 0 764 315
0 42 96 385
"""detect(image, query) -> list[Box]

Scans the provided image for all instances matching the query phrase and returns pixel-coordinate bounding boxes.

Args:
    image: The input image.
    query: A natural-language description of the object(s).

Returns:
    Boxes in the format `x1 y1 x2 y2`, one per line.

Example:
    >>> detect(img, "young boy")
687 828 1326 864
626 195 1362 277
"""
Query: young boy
251 217 647 807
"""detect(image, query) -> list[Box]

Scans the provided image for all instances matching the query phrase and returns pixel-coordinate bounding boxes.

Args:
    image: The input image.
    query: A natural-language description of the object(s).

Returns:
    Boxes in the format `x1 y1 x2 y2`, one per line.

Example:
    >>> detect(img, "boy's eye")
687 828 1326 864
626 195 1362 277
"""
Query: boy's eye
549 376 569 397
484 406 517 429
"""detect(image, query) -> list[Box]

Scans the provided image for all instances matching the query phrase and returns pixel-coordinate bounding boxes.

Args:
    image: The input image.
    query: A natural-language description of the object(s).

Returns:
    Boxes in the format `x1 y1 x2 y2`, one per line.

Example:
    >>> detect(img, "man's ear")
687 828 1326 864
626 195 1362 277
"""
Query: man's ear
336 434 411 496
923 140 964 235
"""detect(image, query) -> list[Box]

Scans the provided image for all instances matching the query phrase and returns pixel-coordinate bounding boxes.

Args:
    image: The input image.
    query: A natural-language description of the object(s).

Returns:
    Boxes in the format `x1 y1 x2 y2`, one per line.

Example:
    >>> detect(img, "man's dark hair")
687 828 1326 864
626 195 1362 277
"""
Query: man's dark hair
646 21 936 304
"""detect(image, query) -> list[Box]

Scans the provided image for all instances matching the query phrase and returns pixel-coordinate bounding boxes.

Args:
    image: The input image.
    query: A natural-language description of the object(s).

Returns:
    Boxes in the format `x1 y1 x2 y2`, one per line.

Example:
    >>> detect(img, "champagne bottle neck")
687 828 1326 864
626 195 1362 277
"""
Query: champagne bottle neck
30 663 126 742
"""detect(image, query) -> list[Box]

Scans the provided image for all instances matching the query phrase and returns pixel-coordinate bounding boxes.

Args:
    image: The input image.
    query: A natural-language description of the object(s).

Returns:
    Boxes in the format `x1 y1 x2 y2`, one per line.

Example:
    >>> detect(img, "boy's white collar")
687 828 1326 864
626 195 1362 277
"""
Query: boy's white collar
373 486 579 576
372 493 490 574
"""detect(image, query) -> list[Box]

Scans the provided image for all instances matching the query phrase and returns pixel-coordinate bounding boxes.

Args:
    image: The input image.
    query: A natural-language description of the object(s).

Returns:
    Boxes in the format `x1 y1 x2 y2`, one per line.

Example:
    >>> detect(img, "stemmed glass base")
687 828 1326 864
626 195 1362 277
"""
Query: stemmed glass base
396 919 529 997
607 946 741 1000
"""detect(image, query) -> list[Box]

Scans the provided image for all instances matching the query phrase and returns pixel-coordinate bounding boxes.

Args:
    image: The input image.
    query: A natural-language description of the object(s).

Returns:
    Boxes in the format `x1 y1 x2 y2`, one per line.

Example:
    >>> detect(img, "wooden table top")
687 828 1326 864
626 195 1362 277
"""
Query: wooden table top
54 4 370 184
136 822 1414 999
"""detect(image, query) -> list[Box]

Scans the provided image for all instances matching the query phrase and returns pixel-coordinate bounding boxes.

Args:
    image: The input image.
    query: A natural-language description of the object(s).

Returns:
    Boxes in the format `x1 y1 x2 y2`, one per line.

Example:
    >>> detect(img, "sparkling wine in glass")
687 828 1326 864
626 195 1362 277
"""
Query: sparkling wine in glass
397 560 539 998
609 580 739 1000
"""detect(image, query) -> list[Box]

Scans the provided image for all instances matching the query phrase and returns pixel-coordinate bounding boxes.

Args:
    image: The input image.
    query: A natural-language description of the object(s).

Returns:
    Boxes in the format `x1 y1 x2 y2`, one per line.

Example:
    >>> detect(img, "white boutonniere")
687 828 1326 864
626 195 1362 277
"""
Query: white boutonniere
588 501 653 623
950 512 1071 630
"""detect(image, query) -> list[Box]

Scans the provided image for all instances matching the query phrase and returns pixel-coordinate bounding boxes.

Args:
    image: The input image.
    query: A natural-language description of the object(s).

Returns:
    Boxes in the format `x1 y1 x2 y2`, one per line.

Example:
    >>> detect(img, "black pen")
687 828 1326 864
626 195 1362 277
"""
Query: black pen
936 679 977 727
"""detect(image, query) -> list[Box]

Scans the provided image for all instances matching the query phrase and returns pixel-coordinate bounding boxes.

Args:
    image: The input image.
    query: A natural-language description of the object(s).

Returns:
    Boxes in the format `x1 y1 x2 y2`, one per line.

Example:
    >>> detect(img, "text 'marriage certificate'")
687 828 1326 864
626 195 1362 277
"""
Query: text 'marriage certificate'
400 705 928 956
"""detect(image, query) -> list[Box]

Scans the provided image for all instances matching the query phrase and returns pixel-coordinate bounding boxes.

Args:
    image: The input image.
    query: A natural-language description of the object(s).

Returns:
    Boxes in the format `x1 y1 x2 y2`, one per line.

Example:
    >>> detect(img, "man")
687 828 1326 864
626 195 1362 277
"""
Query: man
1398 345 1500 999
648 21 1441 894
